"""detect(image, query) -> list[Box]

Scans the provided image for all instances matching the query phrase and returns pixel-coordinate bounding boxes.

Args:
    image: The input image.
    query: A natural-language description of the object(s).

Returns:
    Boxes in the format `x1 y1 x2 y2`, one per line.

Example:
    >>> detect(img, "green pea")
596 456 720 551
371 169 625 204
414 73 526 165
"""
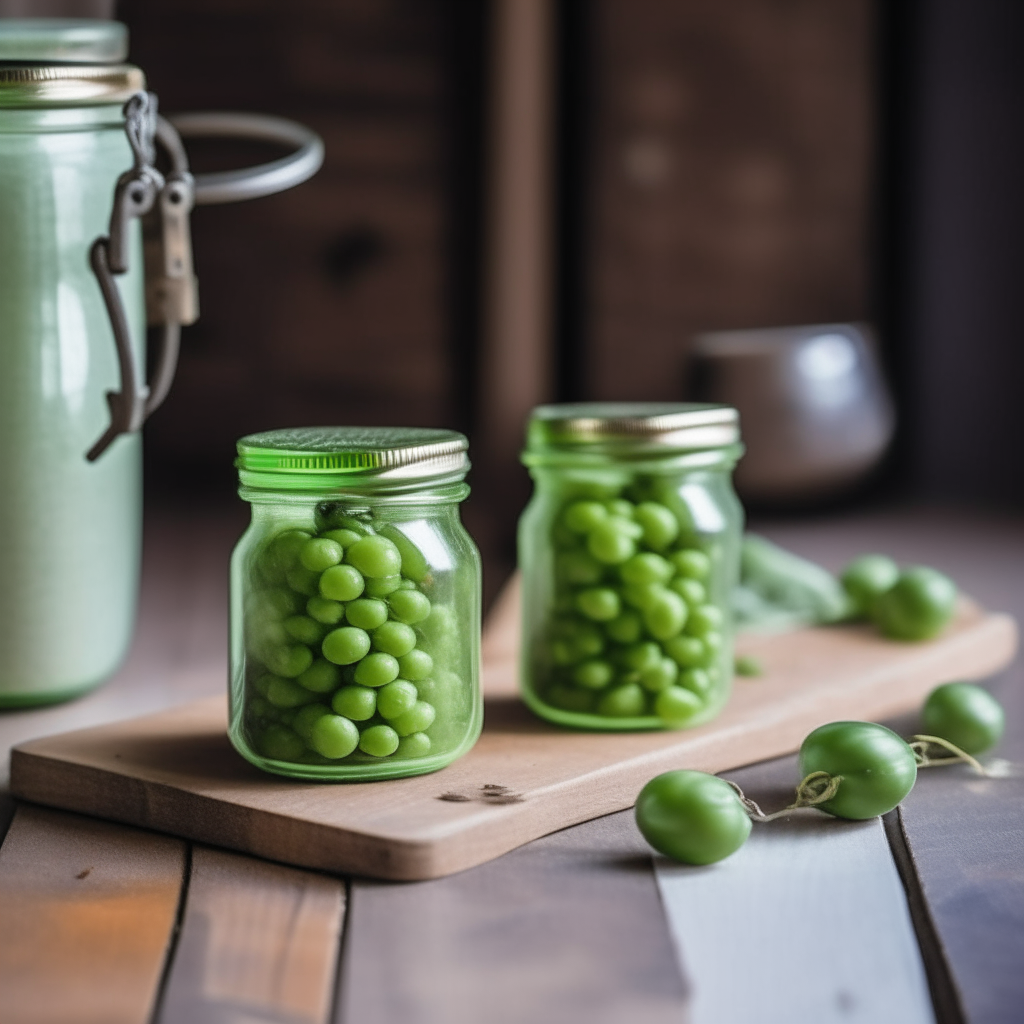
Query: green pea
251 588 299 620
322 527 361 549
379 526 431 583
396 733 432 758
398 648 434 681
311 714 360 759
359 724 400 757
587 521 637 565
292 703 332 741
597 682 645 717
315 505 373 534
373 621 418 658
640 658 679 693
702 631 724 656
735 655 763 677
354 652 400 688
331 685 376 721
306 595 345 625
622 582 668 612
286 565 320 597
687 604 724 637
606 499 635 519
258 724 305 761
388 588 432 624
664 635 707 667
319 564 365 602
322 626 372 665
841 554 900 615
391 700 436 736
365 575 403 598
547 685 595 712
643 590 688 641
377 680 419 719
670 549 711 581
248 695 273 720
555 549 604 586
634 502 679 550
267 676 315 709
265 644 313 678
669 577 707 607
575 624 605 659
259 530 311 583
346 535 403 578
572 659 614 690
345 598 389 630
655 686 703 726
605 610 642 644
253 673 277 697
620 553 674 586
415 670 459 710
300 538 343 573
680 668 712 696
283 615 326 645
562 500 609 534
621 641 662 672
575 587 621 622
296 658 340 693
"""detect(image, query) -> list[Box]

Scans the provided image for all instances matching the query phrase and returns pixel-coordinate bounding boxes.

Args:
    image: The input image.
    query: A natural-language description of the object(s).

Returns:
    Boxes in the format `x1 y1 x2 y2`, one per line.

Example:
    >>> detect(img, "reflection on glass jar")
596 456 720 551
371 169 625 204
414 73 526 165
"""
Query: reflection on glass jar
229 427 481 780
518 404 744 732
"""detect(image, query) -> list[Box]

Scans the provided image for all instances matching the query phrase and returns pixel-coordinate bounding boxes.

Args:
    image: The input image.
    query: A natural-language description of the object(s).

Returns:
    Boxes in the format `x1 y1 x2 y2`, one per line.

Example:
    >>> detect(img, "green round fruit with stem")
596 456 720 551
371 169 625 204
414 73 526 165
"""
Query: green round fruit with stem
798 721 917 819
922 682 1005 755
871 566 957 641
634 770 752 865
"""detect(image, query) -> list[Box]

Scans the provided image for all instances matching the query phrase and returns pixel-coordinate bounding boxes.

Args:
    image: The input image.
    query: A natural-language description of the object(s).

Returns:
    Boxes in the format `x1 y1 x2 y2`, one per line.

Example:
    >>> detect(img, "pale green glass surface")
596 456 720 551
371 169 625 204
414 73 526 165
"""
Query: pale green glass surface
0 103 144 704
518 417 744 732
229 477 483 781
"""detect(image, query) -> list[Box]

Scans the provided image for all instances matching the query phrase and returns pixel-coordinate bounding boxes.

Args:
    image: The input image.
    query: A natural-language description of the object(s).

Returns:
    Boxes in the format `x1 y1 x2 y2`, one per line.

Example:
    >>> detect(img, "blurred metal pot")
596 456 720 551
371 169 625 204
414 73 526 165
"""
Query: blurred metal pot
689 323 895 503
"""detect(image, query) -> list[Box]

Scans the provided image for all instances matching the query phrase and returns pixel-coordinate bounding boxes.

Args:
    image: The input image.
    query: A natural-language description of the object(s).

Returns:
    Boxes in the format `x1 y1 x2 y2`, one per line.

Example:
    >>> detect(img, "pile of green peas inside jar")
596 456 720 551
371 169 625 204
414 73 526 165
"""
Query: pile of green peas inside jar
537 488 727 725
242 506 454 765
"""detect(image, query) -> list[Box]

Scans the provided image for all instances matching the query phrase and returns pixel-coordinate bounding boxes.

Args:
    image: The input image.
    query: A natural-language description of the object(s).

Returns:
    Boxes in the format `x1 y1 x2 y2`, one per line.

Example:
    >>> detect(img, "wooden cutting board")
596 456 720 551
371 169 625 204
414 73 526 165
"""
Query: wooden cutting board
10 581 1017 881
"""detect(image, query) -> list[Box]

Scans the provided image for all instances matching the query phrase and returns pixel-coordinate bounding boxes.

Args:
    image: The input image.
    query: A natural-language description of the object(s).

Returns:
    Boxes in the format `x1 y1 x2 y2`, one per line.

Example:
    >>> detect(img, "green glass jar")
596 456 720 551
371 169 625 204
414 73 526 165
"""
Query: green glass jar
518 403 744 731
229 427 482 780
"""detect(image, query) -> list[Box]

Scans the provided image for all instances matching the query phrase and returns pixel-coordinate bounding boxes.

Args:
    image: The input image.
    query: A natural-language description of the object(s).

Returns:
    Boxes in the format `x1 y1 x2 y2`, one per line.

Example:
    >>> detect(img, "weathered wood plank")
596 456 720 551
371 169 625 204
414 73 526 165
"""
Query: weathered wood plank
336 809 687 1024
653 757 934 1024
761 513 1024 1024
0 805 186 1024
158 846 346 1024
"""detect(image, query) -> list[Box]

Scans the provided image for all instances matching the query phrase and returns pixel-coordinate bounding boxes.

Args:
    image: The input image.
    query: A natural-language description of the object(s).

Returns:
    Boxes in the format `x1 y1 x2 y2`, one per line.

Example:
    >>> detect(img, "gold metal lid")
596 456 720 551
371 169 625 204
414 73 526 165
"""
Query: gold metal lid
526 402 740 453
0 63 145 107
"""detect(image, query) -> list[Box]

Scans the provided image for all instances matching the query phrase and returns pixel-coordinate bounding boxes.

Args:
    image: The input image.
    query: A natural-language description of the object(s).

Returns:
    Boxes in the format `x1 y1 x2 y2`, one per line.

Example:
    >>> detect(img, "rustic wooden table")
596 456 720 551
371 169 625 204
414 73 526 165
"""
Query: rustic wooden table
0 503 1021 1024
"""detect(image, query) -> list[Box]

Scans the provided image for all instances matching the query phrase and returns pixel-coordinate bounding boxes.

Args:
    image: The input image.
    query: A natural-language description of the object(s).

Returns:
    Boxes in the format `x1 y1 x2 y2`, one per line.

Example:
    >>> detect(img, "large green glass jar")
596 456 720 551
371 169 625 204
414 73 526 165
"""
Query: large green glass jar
518 403 744 731
229 428 482 780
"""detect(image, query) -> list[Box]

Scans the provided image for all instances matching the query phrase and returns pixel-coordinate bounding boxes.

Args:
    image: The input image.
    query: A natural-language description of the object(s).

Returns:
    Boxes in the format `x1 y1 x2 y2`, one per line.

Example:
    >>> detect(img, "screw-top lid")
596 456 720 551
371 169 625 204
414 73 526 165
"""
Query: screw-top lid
525 402 740 455
0 19 128 62
236 427 470 491
0 20 141 108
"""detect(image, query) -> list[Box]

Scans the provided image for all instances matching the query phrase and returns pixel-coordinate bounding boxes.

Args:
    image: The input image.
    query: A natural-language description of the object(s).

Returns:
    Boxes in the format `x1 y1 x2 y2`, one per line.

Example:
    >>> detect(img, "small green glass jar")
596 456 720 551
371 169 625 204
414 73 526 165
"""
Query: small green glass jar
518 403 744 731
229 427 482 780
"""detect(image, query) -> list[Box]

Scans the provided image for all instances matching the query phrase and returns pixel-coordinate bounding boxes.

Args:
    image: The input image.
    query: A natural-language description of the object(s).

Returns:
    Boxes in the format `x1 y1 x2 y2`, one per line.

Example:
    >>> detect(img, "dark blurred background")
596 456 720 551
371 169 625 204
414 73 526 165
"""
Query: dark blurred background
5 0 1023 604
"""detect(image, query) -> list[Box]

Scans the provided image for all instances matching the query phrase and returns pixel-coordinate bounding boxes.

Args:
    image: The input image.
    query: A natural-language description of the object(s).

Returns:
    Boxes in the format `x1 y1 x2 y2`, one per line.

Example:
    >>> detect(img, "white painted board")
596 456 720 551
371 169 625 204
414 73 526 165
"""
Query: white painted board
654 812 934 1024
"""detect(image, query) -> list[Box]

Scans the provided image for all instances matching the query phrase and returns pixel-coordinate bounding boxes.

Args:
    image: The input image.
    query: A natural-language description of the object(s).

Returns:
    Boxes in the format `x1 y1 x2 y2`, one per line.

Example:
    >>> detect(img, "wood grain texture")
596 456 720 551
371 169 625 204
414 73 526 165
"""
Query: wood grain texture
158 846 345 1024
0 805 186 1024
9 587 1015 881
655 755 934 1024
337 810 687 1024
758 511 1024 1024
